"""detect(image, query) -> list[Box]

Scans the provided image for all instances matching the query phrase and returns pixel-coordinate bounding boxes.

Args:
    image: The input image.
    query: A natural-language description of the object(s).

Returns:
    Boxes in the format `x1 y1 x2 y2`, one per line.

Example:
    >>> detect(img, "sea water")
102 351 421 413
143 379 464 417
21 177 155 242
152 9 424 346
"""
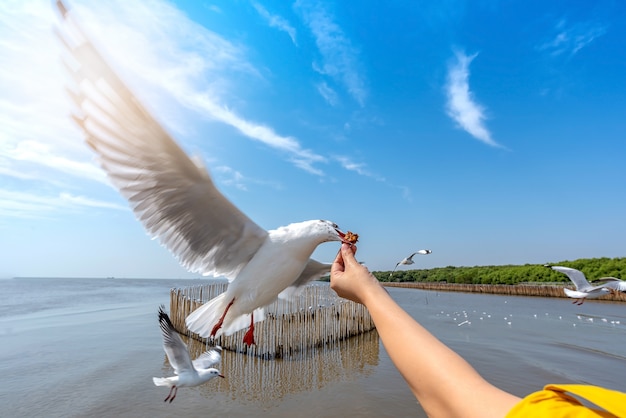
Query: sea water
1 278 624 417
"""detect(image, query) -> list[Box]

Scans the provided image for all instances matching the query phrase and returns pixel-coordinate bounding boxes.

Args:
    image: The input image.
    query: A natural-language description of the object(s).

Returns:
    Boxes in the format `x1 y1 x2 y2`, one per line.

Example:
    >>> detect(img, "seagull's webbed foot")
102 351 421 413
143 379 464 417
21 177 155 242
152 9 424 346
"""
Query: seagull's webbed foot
211 298 235 337
243 313 256 346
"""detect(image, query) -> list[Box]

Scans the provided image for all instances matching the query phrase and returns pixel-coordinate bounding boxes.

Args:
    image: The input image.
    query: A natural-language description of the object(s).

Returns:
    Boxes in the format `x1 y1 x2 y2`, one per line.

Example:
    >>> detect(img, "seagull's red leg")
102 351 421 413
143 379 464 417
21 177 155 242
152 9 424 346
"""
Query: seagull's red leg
243 313 256 346
164 385 176 402
211 298 235 337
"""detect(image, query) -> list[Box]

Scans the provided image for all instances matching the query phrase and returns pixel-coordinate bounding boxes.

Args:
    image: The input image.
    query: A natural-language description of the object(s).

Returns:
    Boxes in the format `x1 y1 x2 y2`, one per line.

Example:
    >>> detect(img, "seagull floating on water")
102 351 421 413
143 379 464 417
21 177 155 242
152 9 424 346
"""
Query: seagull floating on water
389 250 432 278
55 1 352 345
153 306 224 403
545 265 611 305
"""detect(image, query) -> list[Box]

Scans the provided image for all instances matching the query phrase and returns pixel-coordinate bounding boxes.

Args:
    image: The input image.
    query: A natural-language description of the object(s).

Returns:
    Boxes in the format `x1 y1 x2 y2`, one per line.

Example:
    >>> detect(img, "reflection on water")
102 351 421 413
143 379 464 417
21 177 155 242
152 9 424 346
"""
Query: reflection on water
164 329 380 403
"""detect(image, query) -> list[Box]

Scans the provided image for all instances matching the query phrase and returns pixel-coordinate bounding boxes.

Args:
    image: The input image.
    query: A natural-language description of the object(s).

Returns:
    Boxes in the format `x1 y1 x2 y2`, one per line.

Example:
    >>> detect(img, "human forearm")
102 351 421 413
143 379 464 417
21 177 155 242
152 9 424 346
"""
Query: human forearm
361 284 520 418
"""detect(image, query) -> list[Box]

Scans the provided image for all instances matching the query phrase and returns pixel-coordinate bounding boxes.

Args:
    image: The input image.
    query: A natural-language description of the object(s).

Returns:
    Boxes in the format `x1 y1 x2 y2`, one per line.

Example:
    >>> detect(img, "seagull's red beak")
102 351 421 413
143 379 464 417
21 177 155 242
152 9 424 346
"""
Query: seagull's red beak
336 228 347 242
218 374 225 378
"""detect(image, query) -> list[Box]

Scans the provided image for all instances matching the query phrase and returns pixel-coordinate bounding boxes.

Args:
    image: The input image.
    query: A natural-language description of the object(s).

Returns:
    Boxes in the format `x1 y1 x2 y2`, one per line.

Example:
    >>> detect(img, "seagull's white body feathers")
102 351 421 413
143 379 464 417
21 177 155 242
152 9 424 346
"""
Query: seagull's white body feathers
153 306 223 402
55 1 346 344
185 220 341 338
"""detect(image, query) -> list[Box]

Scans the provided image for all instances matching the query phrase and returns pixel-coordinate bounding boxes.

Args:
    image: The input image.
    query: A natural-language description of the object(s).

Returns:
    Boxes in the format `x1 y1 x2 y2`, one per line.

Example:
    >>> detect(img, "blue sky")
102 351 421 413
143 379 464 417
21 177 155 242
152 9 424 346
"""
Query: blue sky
1 0 625 279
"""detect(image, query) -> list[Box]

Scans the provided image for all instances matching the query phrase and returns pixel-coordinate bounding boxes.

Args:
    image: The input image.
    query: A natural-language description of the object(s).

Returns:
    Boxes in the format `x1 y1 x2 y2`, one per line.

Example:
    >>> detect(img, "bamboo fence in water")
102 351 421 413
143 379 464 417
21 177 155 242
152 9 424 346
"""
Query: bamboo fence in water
383 282 626 302
169 282 375 359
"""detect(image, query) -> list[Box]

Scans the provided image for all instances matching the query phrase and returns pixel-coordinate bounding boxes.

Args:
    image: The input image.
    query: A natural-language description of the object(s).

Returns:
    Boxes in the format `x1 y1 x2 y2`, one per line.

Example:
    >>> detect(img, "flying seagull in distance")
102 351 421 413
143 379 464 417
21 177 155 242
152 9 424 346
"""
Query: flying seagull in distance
153 305 224 403
390 249 432 278
55 1 353 346
544 265 612 305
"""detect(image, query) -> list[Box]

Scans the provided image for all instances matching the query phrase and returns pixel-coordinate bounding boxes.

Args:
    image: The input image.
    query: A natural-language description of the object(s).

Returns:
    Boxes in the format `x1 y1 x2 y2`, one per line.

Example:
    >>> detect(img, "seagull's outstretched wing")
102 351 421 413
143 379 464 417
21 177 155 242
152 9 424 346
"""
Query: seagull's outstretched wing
278 259 332 299
55 1 267 279
389 262 402 278
548 266 593 291
192 346 222 371
594 277 626 292
409 249 432 258
158 305 193 375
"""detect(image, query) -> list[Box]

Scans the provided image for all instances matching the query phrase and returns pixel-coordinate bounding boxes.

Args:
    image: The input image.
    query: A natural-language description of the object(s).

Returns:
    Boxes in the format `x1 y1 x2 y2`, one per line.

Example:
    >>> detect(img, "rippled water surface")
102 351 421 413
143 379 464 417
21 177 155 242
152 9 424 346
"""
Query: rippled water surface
1 278 624 417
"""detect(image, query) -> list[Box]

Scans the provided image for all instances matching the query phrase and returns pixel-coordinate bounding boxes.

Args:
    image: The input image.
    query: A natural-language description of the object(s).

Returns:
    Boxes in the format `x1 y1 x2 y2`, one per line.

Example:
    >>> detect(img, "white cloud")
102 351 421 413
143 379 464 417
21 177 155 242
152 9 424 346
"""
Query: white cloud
295 0 368 106
0 189 127 220
316 81 339 106
0 0 103 183
2 0 390 216
252 2 298 46
538 19 608 57
214 165 283 191
334 155 388 182
334 155 412 201
444 51 502 148
69 0 329 176
0 0 334 201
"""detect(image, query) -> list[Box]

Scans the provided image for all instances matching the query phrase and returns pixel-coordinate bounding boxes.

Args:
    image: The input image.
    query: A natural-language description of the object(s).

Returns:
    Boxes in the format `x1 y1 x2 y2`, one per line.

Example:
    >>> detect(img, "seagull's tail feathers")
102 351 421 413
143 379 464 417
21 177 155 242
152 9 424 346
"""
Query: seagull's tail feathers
153 377 175 387
185 294 267 338
185 293 229 338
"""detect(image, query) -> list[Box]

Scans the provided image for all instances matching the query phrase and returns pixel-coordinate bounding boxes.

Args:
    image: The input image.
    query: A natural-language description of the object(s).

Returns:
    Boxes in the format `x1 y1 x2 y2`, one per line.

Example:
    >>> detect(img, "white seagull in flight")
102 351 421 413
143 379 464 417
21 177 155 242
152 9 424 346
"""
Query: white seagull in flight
153 306 224 403
389 249 432 278
55 1 352 346
545 265 612 305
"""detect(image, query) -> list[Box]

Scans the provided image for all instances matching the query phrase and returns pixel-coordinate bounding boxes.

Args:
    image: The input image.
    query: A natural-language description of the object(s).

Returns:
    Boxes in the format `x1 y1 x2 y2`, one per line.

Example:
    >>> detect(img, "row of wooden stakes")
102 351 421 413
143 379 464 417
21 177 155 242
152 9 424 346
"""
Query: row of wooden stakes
167 281 376 359
383 282 626 302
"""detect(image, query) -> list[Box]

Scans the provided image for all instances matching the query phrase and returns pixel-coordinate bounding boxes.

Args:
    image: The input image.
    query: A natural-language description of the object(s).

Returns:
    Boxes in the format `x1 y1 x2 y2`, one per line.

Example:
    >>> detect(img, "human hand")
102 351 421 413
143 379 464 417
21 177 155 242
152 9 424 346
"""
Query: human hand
330 243 382 305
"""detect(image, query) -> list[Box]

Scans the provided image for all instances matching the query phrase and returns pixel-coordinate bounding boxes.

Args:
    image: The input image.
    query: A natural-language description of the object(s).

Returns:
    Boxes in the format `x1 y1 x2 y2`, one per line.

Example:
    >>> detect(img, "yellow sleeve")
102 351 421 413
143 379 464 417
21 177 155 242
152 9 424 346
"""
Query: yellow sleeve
505 384 625 418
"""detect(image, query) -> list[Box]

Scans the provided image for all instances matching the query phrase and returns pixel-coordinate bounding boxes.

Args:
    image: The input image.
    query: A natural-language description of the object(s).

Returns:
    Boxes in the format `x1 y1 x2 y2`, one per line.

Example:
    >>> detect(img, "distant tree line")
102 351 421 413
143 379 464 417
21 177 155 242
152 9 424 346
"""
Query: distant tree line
371 257 626 285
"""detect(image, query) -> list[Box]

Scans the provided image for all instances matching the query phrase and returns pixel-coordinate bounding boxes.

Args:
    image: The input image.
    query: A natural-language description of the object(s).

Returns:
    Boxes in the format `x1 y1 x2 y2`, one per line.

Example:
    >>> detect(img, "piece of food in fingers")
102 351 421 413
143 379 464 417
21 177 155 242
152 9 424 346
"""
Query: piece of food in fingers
344 231 359 244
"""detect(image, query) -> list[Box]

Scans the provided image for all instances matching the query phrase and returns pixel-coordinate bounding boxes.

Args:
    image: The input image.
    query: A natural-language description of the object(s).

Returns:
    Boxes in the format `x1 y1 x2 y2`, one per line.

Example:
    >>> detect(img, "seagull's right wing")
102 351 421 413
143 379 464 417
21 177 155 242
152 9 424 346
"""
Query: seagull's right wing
389 263 400 278
55 1 268 279
549 266 593 291
158 306 194 375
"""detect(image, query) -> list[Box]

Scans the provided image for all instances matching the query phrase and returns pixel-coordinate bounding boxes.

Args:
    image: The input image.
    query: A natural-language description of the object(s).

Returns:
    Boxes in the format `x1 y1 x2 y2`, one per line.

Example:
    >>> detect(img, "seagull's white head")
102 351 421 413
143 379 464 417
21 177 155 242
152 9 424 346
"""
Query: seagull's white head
198 368 225 381
279 220 348 244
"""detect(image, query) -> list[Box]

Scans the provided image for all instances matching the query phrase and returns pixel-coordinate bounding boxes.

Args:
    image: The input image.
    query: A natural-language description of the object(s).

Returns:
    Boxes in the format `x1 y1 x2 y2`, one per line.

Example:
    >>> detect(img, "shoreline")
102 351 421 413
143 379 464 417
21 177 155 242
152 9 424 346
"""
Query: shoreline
382 282 626 303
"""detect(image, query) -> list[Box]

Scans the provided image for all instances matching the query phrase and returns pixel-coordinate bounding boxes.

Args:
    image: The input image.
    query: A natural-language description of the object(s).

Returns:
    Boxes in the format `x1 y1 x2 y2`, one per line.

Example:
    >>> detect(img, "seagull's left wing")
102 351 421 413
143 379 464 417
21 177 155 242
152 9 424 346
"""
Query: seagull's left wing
549 266 593 291
55 1 268 280
277 259 332 300
192 346 222 370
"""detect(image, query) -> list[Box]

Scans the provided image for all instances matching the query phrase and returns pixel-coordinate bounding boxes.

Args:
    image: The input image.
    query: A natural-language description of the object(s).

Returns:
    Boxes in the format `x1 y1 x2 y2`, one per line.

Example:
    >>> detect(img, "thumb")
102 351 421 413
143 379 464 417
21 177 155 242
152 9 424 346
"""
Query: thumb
340 243 358 266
